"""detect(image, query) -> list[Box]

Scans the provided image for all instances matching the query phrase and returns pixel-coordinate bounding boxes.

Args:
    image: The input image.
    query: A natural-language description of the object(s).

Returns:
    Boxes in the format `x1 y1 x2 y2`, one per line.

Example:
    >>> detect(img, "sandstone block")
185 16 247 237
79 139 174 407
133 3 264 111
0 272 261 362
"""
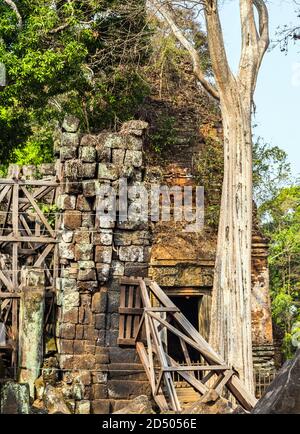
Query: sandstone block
75 243 93 261
77 195 92 211
61 132 80 147
92 384 108 400
95 314 106 330
59 355 74 370
124 262 148 277
80 146 97 163
59 323 76 340
91 399 110 414
111 260 125 277
59 242 75 260
107 380 151 400
98 163 119 180
62 115 80 133
63 291 80 309
80 163 96 178
61 307 79 324
120 120 148 136
124 150 143 168
112 149 126 165
73 354 96 370
92 290 107 314
81 134 98 147
77 281 98 292
75 324 84 340
60 146 77 161
75 400 91 414
59 339 74 354
61 230 74 243
119 246 144 262
92 229 113 246
74 229 90 244
95 246 112 264
78 268 97 281
63 210 82 230
96 263 110 282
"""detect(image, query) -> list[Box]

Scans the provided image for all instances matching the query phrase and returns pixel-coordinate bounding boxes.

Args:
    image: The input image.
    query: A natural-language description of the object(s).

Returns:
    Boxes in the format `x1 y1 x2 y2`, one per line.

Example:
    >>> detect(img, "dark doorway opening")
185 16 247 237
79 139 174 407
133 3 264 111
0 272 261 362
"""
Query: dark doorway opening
167 296 201 364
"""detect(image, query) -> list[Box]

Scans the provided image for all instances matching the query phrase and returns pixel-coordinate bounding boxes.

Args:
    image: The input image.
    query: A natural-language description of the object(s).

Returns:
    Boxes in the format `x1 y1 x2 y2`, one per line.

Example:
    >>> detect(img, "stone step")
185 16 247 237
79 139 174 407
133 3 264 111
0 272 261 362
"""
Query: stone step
175 386 201 404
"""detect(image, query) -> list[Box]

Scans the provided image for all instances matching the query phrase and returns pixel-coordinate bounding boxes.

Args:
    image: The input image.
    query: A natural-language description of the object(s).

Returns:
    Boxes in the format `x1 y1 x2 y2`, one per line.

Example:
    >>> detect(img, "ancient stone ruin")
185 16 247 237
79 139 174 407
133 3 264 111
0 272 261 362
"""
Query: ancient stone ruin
0 116 276 414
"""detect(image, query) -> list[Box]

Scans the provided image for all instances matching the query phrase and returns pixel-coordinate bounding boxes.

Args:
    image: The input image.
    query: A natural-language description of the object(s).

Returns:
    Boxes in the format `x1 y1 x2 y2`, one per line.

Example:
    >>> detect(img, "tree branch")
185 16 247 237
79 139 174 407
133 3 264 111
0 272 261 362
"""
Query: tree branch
3 0 22 29
203 0 234 94
238 0 269 97
150 0 220 101
253 0 270 55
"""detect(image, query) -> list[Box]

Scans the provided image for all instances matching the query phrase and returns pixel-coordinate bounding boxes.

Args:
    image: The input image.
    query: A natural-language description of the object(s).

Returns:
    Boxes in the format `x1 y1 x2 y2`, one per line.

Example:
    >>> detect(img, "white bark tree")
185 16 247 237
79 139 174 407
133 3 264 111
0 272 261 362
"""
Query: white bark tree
150 0 269 393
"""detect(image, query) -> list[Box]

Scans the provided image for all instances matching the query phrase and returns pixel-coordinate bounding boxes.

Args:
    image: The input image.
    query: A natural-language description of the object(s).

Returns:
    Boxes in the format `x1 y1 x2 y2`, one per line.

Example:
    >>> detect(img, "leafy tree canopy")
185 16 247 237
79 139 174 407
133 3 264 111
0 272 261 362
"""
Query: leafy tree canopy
0 0 150 168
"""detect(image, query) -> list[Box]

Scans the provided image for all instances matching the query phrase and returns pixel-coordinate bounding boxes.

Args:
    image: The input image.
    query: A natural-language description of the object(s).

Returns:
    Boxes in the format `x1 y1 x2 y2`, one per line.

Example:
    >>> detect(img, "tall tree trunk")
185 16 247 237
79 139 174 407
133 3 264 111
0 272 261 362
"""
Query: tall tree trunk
209 88 254 392
150 0 269 395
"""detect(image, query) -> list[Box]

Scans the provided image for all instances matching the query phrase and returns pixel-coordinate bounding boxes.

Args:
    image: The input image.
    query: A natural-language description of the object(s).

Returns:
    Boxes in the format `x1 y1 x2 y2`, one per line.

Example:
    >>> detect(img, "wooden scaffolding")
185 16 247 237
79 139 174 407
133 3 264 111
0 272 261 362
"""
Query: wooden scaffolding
119 277 257 412
0 170 59 377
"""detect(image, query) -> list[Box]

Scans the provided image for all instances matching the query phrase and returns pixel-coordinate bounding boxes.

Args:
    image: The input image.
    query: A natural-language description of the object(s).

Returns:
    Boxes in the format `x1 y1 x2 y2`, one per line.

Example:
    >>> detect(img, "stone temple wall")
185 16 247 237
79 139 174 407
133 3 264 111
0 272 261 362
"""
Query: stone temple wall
53 117 152 413
0 116 275 413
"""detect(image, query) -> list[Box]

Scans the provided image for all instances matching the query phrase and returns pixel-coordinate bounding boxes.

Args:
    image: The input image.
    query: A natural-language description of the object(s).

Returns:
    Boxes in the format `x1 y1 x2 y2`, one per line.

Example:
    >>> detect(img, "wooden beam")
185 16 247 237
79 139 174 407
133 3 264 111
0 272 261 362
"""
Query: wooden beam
147 311 216 363
0 236 57 243
0 179 58 187
33 244 54 268
146 279 257 411
148 280 223 365
215 370 234 395
0 185 11 203
165 354 209 395
20 186 55 238
119 277 142 286
144 307 180 312
0 293 20 298
136 342 169 412
163 365 229 372
119 307 143 315
0 270 14 291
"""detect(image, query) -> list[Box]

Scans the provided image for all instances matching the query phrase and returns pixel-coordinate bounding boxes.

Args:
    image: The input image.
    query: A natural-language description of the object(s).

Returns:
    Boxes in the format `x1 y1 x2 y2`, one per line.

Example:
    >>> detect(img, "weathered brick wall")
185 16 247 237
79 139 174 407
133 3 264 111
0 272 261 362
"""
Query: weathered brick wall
54 117 151 413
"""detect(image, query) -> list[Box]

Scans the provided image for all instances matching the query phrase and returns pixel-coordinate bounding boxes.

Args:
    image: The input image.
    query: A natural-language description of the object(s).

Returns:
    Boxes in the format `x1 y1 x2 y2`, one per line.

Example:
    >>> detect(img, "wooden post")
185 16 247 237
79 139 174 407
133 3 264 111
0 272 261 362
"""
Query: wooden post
18 268 45 398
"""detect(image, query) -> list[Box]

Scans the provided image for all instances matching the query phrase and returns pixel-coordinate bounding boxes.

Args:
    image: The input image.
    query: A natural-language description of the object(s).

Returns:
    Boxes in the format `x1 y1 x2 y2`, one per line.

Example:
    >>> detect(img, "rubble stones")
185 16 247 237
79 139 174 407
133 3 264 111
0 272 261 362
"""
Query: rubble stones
120 120 149 136
43 385 71 414
113 395 154 414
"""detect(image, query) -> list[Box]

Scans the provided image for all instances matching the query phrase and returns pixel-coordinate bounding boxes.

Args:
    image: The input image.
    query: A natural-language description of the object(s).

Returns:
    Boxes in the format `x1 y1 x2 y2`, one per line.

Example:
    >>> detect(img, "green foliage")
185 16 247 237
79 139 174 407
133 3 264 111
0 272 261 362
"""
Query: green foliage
253 138 292 205
260 185 300 358
0 0 150 166
13 127 54 165
147 115 177 153
40 204 59 228
194 135 223 228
